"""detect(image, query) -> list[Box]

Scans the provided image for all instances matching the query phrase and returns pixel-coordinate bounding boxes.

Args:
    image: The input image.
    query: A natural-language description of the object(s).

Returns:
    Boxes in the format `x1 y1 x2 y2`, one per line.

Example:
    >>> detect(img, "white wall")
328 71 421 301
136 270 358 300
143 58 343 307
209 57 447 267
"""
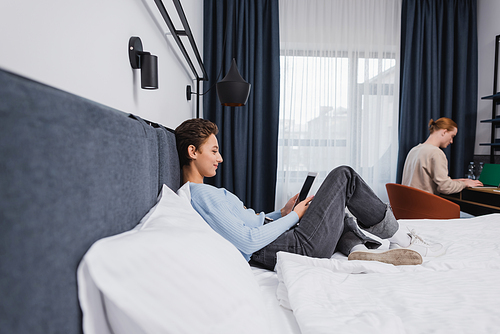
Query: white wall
0 0 203 129
476 0 500 155
2 1 495 150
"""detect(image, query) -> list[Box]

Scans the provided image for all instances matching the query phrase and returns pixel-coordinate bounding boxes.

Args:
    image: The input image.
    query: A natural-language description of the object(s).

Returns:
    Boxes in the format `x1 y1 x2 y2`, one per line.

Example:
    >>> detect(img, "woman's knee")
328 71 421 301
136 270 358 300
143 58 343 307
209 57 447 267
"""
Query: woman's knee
327 165 354 179
319 165 355 189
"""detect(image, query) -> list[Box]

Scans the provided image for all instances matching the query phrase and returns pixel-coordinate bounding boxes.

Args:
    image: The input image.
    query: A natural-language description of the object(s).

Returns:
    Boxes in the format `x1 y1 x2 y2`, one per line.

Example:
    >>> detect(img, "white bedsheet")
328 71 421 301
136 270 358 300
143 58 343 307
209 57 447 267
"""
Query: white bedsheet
259 214 500 334
251 267 302 334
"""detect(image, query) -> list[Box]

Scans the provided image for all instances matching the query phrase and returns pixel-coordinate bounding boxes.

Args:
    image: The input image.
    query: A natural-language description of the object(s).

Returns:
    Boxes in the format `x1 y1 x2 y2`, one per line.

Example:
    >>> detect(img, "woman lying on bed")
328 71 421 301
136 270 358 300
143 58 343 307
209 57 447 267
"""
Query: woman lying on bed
174 119 444 270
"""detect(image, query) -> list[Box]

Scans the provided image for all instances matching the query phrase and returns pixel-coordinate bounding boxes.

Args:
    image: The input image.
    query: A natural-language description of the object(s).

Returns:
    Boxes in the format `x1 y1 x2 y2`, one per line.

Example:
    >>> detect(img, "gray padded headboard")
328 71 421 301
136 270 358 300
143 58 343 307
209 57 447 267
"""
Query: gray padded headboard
0 69 180 334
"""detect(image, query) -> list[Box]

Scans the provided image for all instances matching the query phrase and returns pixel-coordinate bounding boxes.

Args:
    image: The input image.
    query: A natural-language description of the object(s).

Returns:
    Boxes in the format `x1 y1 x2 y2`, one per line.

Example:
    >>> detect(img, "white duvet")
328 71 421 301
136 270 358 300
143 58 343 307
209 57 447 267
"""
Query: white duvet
274 214 500 334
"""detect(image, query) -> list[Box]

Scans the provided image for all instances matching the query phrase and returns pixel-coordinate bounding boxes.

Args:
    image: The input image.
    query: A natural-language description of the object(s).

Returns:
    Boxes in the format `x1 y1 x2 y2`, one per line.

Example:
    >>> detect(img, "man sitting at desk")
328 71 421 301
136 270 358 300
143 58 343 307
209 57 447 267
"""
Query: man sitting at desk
402 117 483 195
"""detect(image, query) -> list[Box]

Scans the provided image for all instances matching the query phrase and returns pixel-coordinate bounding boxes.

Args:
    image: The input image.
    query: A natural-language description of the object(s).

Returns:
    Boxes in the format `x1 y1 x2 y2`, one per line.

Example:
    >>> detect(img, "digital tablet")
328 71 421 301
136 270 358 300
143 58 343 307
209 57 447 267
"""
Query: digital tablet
294 172 317 208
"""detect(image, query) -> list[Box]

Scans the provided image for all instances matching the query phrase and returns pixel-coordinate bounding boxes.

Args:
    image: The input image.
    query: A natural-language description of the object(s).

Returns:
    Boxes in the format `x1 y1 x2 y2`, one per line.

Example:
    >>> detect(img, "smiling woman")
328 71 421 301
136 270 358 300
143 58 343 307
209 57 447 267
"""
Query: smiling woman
401 117 483 195
174 118 220 183
186 133 223 182
173 118 446 271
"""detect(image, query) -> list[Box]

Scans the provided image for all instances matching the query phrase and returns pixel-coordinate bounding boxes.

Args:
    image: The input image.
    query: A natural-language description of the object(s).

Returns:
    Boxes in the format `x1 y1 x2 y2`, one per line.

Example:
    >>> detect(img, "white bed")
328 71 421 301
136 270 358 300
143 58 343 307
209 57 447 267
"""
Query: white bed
13 66 496 334
253 213 500 334
78 182 500 334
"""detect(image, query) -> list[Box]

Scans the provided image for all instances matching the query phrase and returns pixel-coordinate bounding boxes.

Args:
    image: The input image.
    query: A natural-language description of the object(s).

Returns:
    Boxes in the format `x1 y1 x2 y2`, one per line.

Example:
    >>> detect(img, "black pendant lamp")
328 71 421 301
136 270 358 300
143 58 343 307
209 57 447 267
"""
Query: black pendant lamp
216 58 251 107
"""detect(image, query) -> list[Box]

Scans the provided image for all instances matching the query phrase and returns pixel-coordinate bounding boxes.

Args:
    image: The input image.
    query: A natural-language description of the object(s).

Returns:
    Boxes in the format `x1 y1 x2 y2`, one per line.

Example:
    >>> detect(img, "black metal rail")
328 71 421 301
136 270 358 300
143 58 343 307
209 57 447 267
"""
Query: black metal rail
153 0 208 117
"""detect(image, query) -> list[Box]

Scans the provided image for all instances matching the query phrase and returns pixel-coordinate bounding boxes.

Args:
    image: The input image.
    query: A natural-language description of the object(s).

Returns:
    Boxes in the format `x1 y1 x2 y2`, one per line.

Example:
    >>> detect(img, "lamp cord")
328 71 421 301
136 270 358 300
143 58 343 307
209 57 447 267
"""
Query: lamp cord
195 3 233 96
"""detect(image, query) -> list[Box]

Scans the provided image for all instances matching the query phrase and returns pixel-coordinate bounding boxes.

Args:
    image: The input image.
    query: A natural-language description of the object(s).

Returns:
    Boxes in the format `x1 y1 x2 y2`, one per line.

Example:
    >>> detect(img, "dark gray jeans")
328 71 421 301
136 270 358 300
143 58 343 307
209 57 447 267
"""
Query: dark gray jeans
250 166 398 270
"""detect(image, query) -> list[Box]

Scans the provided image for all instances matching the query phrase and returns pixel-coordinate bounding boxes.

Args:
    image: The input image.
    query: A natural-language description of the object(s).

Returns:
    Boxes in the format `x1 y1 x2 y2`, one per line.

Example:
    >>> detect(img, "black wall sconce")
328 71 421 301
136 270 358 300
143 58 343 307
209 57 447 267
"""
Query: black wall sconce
187 58 251 107
128 37 159 90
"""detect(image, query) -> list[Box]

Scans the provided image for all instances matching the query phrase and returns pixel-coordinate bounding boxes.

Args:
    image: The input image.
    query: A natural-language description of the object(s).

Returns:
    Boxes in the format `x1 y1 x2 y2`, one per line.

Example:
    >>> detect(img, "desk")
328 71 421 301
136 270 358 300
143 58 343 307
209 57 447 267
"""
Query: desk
441 188 500 216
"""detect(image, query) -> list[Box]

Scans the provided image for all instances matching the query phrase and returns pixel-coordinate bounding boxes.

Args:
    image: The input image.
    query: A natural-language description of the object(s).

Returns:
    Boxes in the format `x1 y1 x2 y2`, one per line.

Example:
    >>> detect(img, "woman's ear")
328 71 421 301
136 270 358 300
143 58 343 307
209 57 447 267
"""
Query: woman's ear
187 144 197 160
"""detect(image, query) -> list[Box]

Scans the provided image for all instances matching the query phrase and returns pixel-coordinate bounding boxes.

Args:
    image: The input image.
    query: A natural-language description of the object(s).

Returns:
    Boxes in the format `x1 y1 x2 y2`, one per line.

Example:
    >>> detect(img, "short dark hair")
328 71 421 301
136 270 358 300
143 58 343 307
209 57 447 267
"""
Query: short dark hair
174 118 219 167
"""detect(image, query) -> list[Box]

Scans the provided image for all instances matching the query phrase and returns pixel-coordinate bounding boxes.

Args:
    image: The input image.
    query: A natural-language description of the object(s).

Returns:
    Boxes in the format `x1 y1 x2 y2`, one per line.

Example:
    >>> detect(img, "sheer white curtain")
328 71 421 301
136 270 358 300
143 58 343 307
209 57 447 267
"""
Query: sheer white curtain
275 0 402 208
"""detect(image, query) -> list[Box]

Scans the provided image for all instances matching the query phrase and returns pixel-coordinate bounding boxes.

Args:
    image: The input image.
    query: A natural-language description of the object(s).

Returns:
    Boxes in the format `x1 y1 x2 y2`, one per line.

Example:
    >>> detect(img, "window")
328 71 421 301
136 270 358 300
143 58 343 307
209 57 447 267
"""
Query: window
276 0 401 207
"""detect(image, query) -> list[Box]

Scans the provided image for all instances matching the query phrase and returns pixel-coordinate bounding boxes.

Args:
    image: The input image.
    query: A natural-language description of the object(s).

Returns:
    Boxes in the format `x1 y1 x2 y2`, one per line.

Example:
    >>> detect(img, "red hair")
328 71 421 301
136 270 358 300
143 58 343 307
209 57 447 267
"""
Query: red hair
428 117 457 134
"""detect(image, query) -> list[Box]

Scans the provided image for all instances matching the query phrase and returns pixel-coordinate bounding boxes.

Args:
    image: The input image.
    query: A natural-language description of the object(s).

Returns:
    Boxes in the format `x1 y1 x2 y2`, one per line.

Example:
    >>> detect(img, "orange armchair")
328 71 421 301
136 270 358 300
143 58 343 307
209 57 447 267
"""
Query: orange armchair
385 183 460 220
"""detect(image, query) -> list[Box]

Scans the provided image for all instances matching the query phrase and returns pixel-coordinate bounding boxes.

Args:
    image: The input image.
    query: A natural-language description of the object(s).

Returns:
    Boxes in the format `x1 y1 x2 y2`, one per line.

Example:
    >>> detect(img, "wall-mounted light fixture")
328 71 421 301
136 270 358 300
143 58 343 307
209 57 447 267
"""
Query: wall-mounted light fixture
186 59 251 108
128 36 159 90
185 1 251 109
216 58 251 107
187 58 251 107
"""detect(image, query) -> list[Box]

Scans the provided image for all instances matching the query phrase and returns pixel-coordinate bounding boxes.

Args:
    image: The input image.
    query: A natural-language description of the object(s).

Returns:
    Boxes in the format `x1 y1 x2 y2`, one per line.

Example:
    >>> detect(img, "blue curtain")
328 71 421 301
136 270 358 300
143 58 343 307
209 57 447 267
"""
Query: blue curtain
203 0 280 212
397 0 478 182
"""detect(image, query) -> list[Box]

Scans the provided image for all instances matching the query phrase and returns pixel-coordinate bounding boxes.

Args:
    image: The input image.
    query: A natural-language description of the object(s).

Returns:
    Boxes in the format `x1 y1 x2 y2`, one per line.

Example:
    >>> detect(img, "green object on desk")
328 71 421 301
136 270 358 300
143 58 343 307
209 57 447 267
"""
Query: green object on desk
479 164 500 186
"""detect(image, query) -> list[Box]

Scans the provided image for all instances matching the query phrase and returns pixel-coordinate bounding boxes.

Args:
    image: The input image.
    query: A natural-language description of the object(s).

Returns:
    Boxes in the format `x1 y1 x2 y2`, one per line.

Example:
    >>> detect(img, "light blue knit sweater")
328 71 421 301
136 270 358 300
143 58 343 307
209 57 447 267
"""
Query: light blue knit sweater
189 183 299 261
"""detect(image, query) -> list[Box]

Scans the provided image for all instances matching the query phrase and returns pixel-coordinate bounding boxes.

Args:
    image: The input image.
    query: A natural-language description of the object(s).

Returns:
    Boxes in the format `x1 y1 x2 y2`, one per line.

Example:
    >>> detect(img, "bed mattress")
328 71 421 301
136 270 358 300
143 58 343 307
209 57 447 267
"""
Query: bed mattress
252 214 500 334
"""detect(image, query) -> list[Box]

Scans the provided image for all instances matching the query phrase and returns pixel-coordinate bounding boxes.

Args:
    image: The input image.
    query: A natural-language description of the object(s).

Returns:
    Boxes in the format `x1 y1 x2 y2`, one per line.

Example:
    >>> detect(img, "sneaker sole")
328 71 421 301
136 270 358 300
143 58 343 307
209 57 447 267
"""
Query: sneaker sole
347 248 423 266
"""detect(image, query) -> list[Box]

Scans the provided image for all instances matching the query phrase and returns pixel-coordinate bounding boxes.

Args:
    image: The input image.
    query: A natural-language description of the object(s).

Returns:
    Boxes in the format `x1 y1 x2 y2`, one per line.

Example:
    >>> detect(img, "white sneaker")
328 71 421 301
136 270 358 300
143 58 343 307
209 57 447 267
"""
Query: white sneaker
391 229 446 257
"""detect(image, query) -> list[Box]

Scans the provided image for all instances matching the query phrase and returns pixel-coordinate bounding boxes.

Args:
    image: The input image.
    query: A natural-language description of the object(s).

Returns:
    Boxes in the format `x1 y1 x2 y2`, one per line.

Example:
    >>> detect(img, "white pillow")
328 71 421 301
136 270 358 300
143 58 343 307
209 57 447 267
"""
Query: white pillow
78 184 271 334
176 181 191 202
